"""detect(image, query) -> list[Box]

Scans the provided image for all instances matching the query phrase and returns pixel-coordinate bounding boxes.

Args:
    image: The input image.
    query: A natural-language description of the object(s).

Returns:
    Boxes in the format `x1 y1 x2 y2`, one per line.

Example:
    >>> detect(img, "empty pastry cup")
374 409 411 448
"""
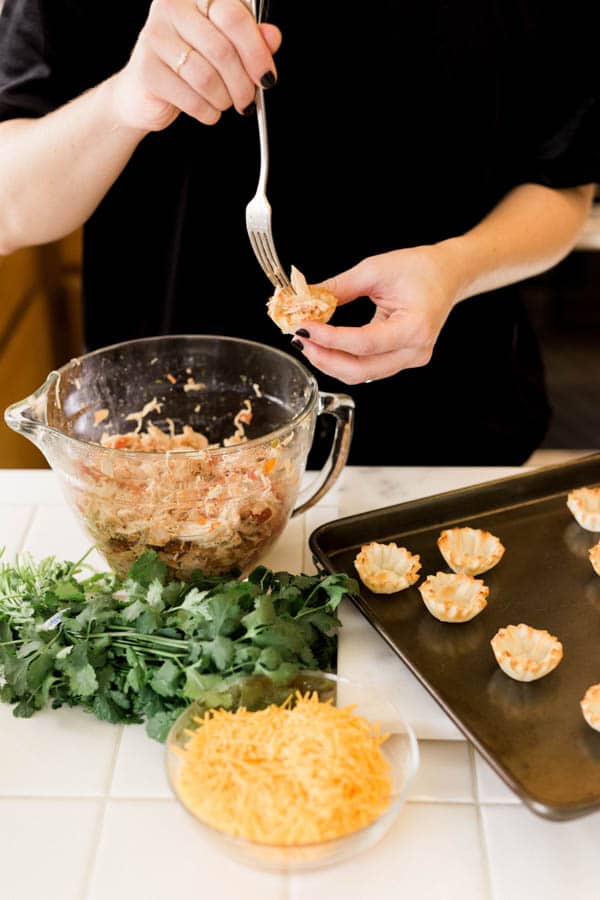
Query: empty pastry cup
581 684 600 732
589 542 600 576
567 487 600 532
490 624 563 682
437 527 504 576
418 572 489 623
354 542 421 594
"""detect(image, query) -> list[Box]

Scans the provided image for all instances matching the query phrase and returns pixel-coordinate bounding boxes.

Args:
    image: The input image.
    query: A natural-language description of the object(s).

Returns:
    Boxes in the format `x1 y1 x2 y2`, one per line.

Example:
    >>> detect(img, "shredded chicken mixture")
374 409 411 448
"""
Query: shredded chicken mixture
71 395 305 579
267 266 338 335
101 423 211 453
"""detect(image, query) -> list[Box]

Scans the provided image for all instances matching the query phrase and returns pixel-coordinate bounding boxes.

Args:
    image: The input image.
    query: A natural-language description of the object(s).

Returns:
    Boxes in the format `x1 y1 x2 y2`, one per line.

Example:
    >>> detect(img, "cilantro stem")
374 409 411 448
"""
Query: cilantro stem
65 547 95 577
295 601 335 619
302 582 325 607
111 641 184 662
85 630 188 648
220 663 252 677
0 549 353 741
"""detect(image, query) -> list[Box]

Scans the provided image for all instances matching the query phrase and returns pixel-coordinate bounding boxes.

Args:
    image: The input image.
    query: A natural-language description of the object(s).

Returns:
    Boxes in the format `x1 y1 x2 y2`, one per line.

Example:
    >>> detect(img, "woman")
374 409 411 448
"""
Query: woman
0 0 597 464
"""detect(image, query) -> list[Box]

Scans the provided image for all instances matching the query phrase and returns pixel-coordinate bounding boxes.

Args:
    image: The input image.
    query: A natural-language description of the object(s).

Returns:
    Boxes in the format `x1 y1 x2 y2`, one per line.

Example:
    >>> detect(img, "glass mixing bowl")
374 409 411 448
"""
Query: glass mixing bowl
165 671 419 872
5 335 354 578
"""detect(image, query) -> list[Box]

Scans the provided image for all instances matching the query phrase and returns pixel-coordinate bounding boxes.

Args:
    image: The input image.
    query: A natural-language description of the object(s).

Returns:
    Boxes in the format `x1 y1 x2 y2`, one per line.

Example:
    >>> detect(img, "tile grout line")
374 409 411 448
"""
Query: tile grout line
11 498 100 900
410 797 499 808
0 794 518 809
13 495 109 900
282 511 300 900
79 725 125 900
0 793 525 807
468 744 495 900
0 794 174 802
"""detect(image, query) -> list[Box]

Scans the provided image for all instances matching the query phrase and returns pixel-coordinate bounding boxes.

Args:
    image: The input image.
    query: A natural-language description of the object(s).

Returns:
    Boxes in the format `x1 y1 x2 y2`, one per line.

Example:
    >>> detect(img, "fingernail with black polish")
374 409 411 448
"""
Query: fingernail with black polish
291 338 304 351
295 328 310 339
242 102 256 116
260 71 277 89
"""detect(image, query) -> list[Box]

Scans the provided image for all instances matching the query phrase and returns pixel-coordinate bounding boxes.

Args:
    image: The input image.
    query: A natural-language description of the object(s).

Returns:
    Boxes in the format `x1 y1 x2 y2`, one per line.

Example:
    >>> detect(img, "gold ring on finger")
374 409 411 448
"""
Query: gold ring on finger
175 45 191 77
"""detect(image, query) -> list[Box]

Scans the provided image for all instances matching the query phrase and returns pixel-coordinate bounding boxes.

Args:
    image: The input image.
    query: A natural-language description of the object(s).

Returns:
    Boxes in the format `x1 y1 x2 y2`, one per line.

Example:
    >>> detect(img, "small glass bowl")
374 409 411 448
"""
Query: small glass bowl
165 671 419 872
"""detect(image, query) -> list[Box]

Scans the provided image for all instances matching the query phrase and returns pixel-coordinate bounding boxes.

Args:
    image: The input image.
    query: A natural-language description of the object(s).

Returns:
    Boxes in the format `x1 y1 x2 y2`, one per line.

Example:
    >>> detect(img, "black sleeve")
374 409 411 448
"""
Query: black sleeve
523 89 600 190
0 0 148 122
0 0 59 120
511 4 600 189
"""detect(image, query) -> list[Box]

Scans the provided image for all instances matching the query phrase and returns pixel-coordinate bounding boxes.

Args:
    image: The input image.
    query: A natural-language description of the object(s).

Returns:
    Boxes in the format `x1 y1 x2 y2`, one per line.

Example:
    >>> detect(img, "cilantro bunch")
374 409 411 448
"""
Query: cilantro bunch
0 550 357 741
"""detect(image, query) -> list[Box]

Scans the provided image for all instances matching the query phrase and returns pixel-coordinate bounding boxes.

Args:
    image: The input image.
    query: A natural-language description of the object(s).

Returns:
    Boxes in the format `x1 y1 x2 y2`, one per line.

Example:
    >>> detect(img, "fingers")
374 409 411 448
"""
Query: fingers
315 257 381 306
291 249 451 384
146 17 233 111
147 0 280 117
293 310 434 384
297 340 424 386
258 22 283 55
294 315 413 358
169 0 271 112
140 47 223 124
208 0 279 86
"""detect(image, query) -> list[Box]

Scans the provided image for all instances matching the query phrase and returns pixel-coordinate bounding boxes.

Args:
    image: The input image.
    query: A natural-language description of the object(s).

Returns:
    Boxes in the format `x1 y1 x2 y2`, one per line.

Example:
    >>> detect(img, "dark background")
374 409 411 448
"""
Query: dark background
521 203 600 452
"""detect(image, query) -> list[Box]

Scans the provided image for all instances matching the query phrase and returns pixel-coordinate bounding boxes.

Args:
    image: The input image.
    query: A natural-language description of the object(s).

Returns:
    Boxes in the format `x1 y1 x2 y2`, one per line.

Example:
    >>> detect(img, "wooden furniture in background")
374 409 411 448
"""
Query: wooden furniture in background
0 232 83 467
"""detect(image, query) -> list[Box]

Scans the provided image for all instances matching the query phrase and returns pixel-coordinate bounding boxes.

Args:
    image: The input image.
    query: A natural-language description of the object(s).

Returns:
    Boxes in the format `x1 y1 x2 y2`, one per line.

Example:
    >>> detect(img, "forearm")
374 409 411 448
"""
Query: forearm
0 75 146 256
437 182 595 303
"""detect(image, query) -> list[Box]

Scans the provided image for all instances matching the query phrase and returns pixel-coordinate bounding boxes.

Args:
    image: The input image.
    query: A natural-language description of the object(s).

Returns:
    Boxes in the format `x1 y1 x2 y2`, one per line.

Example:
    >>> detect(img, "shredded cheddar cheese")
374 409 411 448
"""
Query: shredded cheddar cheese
176 692 393 845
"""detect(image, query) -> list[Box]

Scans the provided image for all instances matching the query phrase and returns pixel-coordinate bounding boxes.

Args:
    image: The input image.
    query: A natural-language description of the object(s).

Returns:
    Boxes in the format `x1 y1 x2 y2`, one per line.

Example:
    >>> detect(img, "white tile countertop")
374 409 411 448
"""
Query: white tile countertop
0 463 599 900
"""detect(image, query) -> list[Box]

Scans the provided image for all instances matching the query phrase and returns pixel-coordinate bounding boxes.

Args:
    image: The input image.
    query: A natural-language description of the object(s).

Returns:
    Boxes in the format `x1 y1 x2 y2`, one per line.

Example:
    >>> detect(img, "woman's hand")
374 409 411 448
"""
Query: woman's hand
111 0 281 132
293 184 595 387
293 244 462 385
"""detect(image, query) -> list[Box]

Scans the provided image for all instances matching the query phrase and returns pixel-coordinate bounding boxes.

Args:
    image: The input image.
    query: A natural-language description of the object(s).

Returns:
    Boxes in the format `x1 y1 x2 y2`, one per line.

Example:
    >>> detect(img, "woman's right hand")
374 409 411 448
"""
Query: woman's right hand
111 0 282 132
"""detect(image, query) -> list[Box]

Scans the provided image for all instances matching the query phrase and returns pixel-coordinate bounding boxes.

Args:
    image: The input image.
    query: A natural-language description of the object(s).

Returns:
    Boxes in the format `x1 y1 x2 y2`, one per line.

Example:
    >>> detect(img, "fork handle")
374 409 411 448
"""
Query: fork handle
255 87 270 193
247 0 270 193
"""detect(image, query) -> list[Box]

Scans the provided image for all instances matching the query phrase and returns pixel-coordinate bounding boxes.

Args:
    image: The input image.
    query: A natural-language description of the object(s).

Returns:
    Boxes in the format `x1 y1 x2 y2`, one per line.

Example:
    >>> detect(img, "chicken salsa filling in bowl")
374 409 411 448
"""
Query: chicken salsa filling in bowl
5 335 354 578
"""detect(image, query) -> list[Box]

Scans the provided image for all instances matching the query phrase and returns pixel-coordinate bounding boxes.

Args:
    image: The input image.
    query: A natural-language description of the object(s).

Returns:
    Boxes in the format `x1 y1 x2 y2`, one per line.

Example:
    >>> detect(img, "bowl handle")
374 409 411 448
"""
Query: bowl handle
292 392 354 517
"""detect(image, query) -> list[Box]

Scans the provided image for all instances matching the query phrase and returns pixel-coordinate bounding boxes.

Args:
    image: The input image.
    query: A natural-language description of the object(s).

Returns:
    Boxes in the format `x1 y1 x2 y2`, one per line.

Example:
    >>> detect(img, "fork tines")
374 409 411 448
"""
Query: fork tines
247 231 291 292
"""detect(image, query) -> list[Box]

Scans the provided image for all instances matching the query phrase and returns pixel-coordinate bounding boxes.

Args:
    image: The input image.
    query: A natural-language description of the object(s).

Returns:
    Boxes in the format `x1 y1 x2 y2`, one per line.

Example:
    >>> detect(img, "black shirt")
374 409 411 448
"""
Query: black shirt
1 0 599 464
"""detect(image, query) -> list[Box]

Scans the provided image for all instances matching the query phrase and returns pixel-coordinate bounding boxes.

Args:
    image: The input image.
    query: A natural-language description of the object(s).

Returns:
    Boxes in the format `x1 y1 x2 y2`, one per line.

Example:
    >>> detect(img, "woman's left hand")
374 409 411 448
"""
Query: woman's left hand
293 244 462 385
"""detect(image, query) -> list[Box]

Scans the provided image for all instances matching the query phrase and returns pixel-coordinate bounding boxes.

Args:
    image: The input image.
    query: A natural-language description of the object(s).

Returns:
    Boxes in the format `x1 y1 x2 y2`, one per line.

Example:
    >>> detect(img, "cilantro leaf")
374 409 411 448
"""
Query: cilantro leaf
241 595 276 632
150 660 181 698
27 651 54 691
120 599 146 623
68 664 98 697
54 581 85 601
13 699 36 718
145 709 181 743
183 670 223 701
146 579 165 612
93 692 126 724
128 551 167 588
0 550 357 742
205 636 234 671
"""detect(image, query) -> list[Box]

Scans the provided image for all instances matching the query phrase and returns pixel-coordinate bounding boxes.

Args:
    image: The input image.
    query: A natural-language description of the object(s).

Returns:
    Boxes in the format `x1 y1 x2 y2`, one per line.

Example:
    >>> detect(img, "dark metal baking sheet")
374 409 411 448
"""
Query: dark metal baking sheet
309 454 600 820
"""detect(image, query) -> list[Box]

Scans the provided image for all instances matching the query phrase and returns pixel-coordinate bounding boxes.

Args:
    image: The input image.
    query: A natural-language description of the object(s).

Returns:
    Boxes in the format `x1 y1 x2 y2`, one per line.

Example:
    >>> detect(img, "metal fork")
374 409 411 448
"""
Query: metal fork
245 0 293 294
